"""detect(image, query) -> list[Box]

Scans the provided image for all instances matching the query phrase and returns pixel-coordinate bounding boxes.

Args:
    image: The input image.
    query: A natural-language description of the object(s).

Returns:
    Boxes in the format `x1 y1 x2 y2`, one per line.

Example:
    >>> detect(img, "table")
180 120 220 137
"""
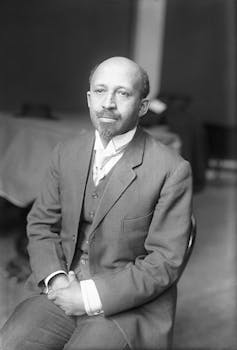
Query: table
0 112 91 207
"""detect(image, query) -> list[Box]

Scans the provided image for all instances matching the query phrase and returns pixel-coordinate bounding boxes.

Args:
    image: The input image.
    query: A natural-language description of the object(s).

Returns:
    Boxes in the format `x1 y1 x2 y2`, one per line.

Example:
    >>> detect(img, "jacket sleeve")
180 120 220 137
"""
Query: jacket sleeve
27 143 67 286
93 160 193 316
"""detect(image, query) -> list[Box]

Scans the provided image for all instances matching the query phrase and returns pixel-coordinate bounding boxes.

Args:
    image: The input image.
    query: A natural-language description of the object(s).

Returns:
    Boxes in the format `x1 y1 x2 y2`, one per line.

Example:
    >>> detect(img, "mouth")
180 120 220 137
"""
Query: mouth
96 111 119 124
99 117 117 123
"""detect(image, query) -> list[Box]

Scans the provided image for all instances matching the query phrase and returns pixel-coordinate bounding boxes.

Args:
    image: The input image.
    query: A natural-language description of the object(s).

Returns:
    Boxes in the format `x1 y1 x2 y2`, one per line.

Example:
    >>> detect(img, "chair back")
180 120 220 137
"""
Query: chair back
175 215 196 284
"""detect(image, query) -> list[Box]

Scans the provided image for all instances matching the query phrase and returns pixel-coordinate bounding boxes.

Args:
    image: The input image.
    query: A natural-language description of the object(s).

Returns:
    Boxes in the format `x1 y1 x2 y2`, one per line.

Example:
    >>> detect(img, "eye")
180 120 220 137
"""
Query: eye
94 88 105 94
118 90 129 97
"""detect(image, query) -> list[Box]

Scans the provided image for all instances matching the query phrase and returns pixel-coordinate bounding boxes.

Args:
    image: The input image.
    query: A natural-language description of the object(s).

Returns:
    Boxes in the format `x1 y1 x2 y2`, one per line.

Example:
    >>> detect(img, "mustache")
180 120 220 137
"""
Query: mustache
96 110 120 119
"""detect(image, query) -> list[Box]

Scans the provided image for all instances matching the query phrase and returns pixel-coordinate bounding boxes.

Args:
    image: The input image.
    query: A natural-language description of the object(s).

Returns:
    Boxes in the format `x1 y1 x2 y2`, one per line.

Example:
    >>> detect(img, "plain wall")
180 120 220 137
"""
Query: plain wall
160 0 236 126
0 0 135 114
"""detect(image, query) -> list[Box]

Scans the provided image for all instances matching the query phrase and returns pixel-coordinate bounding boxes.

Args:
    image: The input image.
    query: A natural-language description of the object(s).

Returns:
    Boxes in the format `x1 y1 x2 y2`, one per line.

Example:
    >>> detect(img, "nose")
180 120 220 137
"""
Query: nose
102 92 116 109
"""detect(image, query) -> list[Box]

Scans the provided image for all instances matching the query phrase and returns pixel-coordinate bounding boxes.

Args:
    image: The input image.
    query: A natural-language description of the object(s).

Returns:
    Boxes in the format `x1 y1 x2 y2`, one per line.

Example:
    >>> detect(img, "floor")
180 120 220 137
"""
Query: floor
0 174 236 349
173 173 237 349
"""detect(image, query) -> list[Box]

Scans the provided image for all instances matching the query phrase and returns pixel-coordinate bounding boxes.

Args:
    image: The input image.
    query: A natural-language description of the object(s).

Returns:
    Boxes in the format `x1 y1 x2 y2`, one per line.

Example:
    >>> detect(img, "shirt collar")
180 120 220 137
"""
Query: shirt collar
94 127 137 153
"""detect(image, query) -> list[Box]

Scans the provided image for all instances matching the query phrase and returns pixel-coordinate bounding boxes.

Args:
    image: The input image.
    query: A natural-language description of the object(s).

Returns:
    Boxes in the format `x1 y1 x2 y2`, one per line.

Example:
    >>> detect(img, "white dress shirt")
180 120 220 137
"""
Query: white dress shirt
45 127 137 315
93 128 136 185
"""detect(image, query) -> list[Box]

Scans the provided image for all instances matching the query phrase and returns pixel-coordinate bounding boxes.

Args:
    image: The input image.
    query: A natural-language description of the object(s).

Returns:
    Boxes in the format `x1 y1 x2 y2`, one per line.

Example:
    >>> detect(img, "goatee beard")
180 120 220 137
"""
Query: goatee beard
99 127 113 143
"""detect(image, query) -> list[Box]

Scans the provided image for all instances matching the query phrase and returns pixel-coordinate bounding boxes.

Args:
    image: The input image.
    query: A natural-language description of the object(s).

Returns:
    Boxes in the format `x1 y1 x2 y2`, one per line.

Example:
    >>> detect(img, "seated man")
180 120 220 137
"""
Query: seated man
1 56 193 350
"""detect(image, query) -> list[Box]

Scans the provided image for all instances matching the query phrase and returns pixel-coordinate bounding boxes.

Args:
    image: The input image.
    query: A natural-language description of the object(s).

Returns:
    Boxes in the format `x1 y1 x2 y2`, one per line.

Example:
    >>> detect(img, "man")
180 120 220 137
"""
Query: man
1 56 193 350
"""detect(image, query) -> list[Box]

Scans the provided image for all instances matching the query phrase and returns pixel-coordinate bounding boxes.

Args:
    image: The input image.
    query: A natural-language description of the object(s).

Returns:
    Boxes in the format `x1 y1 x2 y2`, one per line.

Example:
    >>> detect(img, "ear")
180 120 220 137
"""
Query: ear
87 91 91 108
138 99 150 118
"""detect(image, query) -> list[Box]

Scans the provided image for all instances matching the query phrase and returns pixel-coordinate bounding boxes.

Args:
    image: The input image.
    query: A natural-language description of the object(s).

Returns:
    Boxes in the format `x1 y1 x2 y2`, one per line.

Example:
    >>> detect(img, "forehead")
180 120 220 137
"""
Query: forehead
91 60 142 91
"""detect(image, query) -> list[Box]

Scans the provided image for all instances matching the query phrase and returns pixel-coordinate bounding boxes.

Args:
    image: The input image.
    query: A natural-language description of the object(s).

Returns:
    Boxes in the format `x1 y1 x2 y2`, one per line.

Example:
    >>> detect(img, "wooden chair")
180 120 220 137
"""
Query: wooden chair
176 215 196 284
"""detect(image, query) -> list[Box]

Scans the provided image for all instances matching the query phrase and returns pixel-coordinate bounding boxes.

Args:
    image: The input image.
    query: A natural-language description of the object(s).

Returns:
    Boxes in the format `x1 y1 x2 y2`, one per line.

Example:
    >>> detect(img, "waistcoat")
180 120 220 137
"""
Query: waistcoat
71 152 112 280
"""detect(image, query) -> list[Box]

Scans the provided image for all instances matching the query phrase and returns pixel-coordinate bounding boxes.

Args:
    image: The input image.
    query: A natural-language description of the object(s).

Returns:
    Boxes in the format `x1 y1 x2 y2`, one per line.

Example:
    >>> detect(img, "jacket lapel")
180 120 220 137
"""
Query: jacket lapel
70 131 94 235
89 128 146 234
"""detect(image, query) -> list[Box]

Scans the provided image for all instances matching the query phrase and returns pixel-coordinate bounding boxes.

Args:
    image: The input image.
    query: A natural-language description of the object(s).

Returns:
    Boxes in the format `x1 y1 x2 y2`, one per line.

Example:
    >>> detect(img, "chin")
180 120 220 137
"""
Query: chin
99 127 115 142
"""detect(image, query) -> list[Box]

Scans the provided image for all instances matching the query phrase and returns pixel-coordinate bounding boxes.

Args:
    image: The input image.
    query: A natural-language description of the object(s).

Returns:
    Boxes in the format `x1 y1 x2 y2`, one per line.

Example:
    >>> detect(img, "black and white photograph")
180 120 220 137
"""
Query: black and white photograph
0 1 236 349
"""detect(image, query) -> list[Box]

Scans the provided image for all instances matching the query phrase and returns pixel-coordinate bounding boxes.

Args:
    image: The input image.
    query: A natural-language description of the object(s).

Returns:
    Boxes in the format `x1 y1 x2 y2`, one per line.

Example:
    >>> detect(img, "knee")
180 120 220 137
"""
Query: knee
1 320 24 350
0 296 46 350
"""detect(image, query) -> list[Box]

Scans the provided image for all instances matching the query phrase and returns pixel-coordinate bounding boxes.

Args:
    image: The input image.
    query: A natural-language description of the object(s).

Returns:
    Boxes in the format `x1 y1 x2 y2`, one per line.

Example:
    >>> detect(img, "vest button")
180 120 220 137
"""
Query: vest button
92 192 98 199
89 211 95 218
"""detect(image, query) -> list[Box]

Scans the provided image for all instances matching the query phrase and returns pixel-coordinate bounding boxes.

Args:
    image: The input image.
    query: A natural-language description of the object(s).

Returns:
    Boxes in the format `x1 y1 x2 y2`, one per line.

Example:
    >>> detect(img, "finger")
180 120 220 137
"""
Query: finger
57 303 70 314
68 271 76 283
47 292 56 300
64 310 72 316
53 299 62 307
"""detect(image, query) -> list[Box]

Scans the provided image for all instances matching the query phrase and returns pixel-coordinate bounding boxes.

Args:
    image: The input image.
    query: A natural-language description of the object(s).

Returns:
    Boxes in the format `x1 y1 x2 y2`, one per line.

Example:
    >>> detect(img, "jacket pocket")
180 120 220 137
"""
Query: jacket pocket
123 211 154 233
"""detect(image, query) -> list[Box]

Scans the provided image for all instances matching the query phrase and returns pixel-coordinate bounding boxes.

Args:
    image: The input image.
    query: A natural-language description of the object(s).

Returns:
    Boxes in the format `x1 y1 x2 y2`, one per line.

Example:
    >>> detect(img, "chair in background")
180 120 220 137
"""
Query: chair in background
204 123 237 181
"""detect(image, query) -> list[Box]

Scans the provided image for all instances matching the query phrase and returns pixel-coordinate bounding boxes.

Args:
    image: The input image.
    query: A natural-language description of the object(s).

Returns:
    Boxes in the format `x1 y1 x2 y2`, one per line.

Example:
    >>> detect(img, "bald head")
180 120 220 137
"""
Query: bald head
89 56 150 99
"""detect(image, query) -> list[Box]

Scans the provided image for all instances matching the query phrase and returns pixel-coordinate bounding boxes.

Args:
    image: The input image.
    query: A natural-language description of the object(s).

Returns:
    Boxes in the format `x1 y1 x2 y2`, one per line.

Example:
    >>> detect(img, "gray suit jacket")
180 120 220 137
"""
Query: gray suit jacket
25 127 193 349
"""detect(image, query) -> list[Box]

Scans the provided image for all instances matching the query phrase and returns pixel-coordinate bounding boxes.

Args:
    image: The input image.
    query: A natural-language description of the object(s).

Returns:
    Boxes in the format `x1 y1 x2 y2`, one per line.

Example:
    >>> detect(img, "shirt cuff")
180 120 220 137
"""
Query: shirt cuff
80 279 103 316
44 270 67 293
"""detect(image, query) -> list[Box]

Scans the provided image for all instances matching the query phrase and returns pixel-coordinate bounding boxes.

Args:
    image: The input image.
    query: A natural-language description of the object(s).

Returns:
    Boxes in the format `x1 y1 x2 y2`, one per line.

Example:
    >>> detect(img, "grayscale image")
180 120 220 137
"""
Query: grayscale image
0 1 236 349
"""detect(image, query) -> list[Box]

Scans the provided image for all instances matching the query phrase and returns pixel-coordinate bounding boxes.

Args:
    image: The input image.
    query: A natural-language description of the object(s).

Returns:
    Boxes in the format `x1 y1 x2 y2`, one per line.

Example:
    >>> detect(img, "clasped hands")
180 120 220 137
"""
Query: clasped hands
47 271 86 316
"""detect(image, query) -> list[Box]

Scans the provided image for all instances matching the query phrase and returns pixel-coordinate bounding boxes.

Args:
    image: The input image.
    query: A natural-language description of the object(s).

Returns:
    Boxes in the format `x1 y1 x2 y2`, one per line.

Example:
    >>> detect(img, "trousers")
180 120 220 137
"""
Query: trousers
0 295 130 350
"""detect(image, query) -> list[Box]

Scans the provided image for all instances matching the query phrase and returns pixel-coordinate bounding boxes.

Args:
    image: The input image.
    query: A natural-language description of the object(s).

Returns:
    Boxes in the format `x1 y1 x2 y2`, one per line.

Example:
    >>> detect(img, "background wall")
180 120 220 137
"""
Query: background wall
132 0 166 97
160 0 236 127
0 0 236 128
0 0 135 113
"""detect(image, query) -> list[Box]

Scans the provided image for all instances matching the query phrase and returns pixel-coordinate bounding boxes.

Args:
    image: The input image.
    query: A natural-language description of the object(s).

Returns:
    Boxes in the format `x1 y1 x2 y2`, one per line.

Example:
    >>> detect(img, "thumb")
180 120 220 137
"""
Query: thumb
68 270 76 283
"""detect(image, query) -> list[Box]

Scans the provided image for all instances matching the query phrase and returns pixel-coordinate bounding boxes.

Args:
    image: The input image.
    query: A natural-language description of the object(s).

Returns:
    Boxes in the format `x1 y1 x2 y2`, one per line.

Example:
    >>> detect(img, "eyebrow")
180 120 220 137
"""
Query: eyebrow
93 83 106 87
93 83 132 91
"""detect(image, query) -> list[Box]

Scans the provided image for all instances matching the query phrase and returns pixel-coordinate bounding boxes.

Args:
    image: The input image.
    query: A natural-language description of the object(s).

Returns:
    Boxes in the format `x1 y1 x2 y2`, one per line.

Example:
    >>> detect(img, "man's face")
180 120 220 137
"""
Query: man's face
87 58 148 143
